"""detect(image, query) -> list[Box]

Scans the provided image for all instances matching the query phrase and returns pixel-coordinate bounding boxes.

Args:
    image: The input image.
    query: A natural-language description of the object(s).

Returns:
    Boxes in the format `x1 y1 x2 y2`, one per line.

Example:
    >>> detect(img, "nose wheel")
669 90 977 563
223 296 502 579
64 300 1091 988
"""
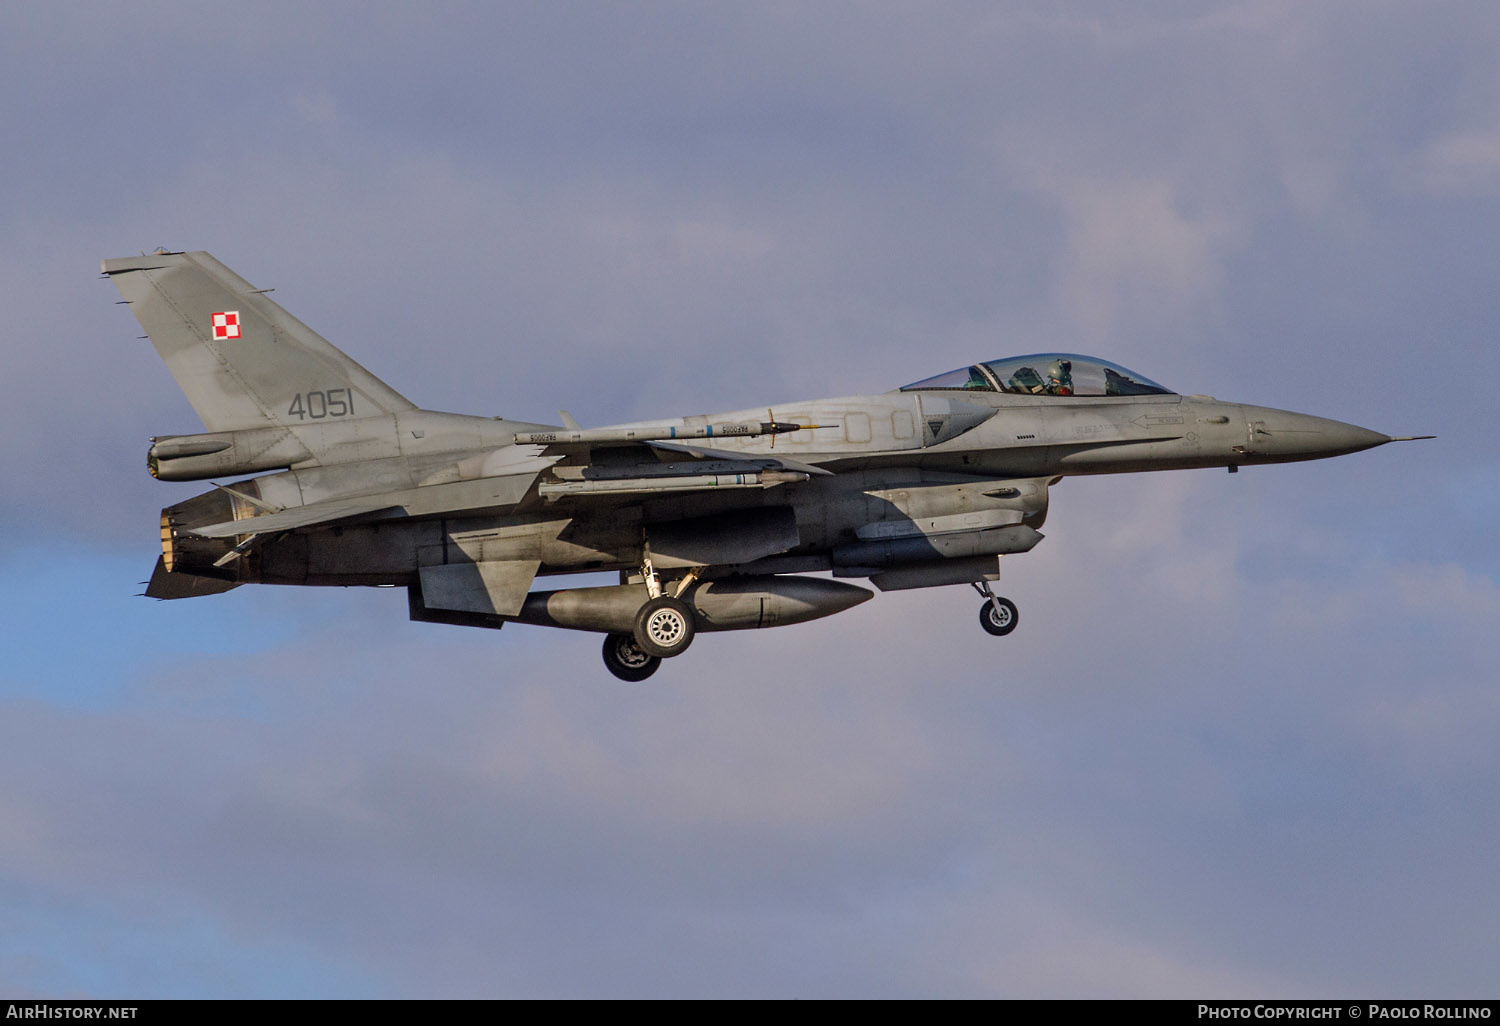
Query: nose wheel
973 581 1018 637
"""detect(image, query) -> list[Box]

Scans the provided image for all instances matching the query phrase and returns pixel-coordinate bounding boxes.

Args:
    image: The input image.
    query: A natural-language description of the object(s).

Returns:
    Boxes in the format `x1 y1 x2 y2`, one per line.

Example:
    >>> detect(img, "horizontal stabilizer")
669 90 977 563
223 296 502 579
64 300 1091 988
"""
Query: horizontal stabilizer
144 556 240 599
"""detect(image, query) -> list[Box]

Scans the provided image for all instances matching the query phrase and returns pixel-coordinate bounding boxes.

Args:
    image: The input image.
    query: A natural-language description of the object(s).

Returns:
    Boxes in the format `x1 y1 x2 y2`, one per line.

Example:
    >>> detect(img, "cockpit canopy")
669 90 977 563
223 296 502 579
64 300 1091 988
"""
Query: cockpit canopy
900 353 1174 398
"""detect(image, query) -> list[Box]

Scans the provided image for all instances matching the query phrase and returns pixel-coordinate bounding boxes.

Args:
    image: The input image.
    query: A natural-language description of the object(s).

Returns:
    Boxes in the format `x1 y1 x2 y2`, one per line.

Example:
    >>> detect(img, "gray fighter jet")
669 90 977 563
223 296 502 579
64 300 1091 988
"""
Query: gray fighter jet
105 250 1429 680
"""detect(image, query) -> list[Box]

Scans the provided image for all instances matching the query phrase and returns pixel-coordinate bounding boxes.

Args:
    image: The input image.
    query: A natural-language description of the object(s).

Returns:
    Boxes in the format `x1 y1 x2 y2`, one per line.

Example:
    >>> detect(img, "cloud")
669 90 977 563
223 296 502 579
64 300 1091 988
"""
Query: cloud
1410 128 1500 195
1033 175 1242 347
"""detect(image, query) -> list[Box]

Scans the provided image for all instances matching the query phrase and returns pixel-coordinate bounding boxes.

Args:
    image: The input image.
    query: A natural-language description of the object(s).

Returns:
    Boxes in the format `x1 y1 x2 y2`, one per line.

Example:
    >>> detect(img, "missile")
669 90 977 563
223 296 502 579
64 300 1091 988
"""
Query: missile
538 470 809 500
515 421 826 445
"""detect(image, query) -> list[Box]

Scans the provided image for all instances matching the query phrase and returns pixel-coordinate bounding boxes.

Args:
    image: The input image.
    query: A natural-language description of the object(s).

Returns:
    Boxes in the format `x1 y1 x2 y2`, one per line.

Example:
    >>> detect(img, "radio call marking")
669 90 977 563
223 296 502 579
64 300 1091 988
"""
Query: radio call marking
288 388 355 420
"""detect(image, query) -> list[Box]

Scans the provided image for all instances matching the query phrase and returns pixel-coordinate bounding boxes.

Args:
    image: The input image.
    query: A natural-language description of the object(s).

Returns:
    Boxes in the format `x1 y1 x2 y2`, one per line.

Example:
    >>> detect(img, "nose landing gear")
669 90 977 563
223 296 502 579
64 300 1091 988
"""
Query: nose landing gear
974 580 1018 636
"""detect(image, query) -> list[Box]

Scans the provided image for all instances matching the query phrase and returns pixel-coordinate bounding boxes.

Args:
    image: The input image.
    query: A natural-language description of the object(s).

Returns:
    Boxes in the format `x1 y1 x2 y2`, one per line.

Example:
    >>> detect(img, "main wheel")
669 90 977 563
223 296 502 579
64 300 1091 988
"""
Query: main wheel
633 595 696 658
603 632 661 682
978 596 1019 636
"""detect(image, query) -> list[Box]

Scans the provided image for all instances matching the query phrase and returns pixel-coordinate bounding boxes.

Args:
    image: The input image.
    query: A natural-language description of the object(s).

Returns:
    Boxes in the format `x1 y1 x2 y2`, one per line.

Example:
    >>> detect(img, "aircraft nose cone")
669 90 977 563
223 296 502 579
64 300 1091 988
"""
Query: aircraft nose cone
1246 407 1390 459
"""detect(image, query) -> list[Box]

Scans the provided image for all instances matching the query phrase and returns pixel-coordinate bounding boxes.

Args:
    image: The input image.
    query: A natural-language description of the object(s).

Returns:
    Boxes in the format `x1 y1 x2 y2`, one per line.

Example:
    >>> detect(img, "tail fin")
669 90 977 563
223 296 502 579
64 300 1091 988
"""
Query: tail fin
102 250 416 432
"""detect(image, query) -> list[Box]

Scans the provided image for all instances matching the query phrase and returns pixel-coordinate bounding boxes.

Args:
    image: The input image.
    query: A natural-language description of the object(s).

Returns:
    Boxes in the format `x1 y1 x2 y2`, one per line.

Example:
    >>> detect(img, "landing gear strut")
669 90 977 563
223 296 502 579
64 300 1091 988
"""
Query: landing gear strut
603 633 661 682
629 553 698 660
974 580 1018 637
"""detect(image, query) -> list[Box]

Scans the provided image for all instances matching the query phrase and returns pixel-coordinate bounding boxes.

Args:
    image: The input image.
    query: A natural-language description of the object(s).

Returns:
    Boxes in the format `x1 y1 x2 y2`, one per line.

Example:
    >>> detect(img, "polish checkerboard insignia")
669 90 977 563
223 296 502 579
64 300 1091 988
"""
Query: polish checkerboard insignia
211 311 241 340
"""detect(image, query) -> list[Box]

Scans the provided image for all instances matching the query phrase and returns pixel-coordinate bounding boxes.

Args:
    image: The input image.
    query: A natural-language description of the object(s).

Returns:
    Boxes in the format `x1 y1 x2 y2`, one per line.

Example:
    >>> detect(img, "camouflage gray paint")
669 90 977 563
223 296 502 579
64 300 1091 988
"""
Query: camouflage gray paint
106 251 1427 680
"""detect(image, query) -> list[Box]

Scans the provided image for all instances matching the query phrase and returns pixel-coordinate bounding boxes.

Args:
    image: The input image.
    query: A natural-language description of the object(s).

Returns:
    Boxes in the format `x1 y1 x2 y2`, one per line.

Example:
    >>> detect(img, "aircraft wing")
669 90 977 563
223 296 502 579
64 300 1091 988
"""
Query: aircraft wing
188 460 558 538
185 439 828 536
186 498 404 538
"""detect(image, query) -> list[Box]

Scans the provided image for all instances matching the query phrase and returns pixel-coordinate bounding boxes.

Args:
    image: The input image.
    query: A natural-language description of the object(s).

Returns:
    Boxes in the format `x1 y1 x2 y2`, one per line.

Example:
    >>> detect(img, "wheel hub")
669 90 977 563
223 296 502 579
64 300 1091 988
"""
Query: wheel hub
614 638 651 668
646 609 686 647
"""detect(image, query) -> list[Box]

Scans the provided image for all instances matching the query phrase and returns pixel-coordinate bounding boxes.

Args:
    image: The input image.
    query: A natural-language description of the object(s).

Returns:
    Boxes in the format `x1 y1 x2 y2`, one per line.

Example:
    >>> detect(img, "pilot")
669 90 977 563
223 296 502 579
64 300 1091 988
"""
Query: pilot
1046 359 1074 396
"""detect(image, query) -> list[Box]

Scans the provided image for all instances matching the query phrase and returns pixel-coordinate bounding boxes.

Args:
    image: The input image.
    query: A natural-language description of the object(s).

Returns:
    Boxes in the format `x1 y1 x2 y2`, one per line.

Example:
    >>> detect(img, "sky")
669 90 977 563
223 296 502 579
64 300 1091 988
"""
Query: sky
1 0 1497 998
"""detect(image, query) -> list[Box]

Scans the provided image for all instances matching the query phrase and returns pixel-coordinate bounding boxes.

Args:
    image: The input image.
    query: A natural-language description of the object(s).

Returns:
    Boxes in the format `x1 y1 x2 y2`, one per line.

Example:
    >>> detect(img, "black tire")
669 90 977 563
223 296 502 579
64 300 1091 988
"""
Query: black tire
632 595 696 658
602 632 661 682
979 596 1018 636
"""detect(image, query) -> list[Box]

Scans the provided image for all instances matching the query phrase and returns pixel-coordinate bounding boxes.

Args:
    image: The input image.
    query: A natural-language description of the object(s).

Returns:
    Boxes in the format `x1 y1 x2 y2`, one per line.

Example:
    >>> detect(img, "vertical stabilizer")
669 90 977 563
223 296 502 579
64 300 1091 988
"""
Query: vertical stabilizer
102 250 416 433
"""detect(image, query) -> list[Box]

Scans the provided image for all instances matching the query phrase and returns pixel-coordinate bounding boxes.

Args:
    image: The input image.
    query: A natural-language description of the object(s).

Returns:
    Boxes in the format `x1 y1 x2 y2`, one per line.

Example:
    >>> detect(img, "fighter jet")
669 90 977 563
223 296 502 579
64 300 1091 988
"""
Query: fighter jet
104 250 1430 680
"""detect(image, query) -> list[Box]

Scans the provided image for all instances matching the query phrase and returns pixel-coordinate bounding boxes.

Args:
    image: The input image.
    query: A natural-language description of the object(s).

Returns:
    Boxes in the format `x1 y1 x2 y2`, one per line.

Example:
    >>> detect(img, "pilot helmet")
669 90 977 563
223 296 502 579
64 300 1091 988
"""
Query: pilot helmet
1048 358 1072 380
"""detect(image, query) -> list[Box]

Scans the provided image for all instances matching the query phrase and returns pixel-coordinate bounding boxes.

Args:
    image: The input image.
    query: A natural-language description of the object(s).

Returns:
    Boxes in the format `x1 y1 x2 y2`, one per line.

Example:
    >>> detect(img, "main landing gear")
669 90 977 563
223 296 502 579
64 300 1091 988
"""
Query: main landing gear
602 555 700 681
974 580 1018 637
634 595 695 658
602 633 661 682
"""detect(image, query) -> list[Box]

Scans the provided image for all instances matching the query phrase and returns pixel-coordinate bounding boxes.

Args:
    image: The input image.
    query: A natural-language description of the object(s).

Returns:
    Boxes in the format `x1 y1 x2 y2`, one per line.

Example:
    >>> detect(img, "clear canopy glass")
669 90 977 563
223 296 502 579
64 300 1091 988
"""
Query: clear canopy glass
900 353 1174 397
